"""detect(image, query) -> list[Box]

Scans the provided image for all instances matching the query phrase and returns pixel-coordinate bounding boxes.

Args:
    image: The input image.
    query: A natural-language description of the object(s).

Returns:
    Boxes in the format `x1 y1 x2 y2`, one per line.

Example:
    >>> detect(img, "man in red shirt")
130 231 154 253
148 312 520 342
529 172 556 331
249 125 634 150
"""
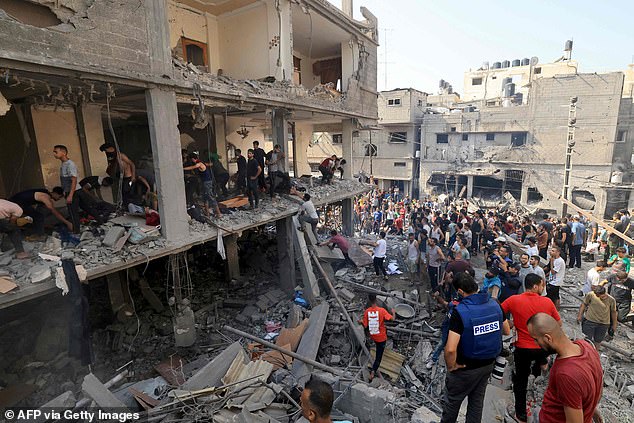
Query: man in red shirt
502 274 561 423
319 230 355 269
360 293 394 381
527 313 603 423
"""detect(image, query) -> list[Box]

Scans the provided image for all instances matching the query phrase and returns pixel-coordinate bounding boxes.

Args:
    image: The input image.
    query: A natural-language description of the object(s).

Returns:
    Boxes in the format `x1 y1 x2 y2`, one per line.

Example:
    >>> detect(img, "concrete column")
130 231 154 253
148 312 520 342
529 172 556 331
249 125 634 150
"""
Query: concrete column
272 108 290 172
594 189 609 219
145 0 173 77
520 183 529 205
466 175 474 198
342 198 354 236
276 217 296 293
214 114 228 168
146 88 189 242
294 122 313 177
341 39 359 92
342 0 353 17
342 119 354 180
225 234 240 280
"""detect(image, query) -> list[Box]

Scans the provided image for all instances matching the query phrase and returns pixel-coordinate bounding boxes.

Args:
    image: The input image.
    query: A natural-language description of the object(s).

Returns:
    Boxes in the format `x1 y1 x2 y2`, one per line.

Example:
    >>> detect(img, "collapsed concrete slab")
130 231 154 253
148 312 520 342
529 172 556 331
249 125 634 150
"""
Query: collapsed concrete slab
181 341 243 391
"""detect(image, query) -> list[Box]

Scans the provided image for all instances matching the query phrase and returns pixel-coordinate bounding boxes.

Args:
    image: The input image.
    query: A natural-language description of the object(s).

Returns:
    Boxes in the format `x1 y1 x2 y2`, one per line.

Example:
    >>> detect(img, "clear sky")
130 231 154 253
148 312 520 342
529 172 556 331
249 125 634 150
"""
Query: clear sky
328 0 634 94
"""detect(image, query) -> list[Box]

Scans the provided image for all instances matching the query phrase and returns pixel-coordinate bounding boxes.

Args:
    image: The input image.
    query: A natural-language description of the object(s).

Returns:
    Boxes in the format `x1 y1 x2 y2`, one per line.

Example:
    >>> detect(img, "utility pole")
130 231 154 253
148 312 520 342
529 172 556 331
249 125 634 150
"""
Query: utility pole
561 96 577 217
378 28 394 90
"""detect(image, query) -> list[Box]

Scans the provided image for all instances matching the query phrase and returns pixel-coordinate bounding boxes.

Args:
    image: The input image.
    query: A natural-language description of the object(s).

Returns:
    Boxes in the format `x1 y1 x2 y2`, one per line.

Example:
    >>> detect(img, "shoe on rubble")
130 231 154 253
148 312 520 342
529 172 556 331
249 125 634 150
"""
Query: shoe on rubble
425 360 434 370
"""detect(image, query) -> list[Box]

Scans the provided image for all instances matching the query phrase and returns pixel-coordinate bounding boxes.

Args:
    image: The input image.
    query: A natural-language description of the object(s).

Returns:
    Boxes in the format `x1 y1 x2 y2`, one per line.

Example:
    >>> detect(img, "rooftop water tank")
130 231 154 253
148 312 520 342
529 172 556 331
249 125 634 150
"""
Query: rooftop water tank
521 58 530 66
502 60 510 68
565 40 573 51
512 59 521 67
492 62 502 69
439 79 445 88
504 83 515 97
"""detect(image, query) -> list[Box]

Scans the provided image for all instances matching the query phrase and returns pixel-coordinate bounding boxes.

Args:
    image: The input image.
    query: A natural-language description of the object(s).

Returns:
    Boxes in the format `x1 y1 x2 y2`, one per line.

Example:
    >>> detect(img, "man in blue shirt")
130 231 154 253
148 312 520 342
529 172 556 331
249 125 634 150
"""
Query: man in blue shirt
372 208 382 234
569 216 586 269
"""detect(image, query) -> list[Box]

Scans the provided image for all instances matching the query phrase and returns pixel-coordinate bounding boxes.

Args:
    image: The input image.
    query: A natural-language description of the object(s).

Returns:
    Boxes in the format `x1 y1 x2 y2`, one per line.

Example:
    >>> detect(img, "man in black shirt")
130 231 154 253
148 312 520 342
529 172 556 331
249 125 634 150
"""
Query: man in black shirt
252 141 266 190
246 149 261 209
442 273 509 423
9 188 73 235
234 149 247 193
605 270 634 323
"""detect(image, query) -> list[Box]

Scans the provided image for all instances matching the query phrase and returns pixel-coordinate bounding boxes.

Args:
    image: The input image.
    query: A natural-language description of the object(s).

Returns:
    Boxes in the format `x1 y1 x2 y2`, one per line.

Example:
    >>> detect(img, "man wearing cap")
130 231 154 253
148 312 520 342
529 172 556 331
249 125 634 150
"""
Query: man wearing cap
502 274 561 423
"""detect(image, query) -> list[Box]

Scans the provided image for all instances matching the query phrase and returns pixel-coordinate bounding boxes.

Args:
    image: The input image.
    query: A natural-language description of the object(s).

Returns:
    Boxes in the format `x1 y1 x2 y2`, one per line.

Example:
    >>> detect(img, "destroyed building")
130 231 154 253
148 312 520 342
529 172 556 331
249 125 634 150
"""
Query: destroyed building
420 71 634 218
0 0 379 306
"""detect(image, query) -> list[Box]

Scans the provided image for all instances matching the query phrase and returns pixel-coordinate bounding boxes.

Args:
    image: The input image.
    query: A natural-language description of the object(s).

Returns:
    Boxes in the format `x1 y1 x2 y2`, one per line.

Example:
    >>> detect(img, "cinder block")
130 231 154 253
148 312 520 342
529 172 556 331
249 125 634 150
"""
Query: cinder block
102 226 126 247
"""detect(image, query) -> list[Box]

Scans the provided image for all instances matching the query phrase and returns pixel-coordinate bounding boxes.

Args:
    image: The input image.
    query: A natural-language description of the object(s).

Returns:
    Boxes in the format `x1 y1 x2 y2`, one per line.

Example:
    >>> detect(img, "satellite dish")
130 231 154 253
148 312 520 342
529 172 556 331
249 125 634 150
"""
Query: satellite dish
530 56 539 66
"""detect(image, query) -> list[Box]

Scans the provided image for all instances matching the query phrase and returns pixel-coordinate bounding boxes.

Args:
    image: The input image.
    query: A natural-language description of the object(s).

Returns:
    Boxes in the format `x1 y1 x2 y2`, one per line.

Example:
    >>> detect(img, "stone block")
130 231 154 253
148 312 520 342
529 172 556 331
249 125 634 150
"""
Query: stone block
411 406 439 423
338 383 396 423
102 226 126 247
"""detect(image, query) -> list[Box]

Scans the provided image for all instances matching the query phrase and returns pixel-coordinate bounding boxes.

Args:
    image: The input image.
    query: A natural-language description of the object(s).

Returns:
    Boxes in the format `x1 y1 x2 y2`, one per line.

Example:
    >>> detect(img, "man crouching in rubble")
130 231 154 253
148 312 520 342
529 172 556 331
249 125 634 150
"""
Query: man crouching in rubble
441 272 509 423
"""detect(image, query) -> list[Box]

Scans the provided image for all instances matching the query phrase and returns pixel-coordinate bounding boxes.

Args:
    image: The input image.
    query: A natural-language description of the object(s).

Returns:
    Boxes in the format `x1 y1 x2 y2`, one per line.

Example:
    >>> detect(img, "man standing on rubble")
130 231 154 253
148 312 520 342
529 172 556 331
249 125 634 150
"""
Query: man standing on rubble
406 232 420 283
252 141 266 191
546 246 566 309
246 149 261 209
604 270 634 323
100 142 136 206
290 187 319 239
234 149 247 193
362 231 388 281
527 313 603 423
502 273 561 423
360 293 394 381
570 216 586 269
426 237 445 290
441 272 508 423
53 145 81 233
265 144 285 199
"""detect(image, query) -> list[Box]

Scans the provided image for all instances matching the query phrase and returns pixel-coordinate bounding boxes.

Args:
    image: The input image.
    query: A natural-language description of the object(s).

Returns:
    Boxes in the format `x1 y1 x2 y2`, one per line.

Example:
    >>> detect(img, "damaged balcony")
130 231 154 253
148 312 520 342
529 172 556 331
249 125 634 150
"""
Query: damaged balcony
167 0 378 120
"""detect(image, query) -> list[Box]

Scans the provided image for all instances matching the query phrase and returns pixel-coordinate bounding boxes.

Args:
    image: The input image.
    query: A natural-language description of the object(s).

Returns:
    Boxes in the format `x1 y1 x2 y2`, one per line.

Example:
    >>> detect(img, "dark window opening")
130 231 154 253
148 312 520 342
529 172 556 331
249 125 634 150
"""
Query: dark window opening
486 133 495 141
313 57 342 87
511 132 527 147
388 132 407 143
534 67 542 74
527 187 543 203
388 98 402 106
293 55 302 85
365 144 377 156
617 130 627 142
394 162 406 167
462 133 469 141
450 127 456 132
332 134 342 144
417 100 423 107
436 133 448 143
182 38 207 66
472 77 483 86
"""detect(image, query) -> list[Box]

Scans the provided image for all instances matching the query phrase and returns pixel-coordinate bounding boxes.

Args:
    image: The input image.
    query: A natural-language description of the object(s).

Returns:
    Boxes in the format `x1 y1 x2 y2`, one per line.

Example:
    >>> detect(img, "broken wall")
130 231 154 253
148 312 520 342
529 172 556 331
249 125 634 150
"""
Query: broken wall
0 106 44 196
0 0 152 76
32 106 86 190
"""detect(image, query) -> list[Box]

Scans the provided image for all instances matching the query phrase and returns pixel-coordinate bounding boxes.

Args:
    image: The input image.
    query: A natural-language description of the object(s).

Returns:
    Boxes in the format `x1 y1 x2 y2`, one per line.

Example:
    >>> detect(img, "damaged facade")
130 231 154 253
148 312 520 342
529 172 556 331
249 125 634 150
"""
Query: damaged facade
420 71 634 218
0 0 378 308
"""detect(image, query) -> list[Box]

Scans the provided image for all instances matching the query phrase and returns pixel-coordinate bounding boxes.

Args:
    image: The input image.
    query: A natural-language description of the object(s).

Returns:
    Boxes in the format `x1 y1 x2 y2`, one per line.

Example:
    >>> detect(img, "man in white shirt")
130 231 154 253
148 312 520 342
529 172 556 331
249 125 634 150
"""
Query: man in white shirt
547 246 566 309
363 231 388 280
528 255 547 296
582 260 606 295
291 187 319 239
0 199 29 259
525 237 539 257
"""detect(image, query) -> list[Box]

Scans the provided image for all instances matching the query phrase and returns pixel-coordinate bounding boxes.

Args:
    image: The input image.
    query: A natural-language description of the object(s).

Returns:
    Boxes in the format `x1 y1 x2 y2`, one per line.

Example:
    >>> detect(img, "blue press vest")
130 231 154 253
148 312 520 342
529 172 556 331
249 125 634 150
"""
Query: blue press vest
455 293 503 360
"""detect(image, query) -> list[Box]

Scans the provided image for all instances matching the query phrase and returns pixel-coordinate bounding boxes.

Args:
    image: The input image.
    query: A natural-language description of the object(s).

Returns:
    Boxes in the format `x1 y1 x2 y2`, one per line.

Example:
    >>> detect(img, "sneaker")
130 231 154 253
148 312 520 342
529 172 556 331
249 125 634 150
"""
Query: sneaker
425 360 435 370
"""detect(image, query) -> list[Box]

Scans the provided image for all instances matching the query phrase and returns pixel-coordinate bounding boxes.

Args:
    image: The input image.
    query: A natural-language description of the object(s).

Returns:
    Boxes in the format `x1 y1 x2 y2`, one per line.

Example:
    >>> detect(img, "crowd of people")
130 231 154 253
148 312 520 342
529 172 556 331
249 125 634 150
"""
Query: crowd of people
350 186 633 423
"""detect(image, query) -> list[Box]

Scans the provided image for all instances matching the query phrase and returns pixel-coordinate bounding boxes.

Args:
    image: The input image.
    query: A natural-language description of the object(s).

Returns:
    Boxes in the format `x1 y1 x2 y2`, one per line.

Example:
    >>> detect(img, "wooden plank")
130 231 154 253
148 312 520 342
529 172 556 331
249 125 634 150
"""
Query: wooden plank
81 373 128 409
369 348 405 381
0 277 18 294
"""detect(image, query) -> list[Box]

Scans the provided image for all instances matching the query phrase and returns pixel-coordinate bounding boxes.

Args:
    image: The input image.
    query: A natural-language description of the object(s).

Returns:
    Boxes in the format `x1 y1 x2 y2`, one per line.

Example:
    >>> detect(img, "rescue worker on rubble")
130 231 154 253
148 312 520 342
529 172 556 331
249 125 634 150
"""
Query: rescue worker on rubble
501 273 561 423
441 272 509 423
360 293 394 382
183 152 222 218
9 188 74 236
